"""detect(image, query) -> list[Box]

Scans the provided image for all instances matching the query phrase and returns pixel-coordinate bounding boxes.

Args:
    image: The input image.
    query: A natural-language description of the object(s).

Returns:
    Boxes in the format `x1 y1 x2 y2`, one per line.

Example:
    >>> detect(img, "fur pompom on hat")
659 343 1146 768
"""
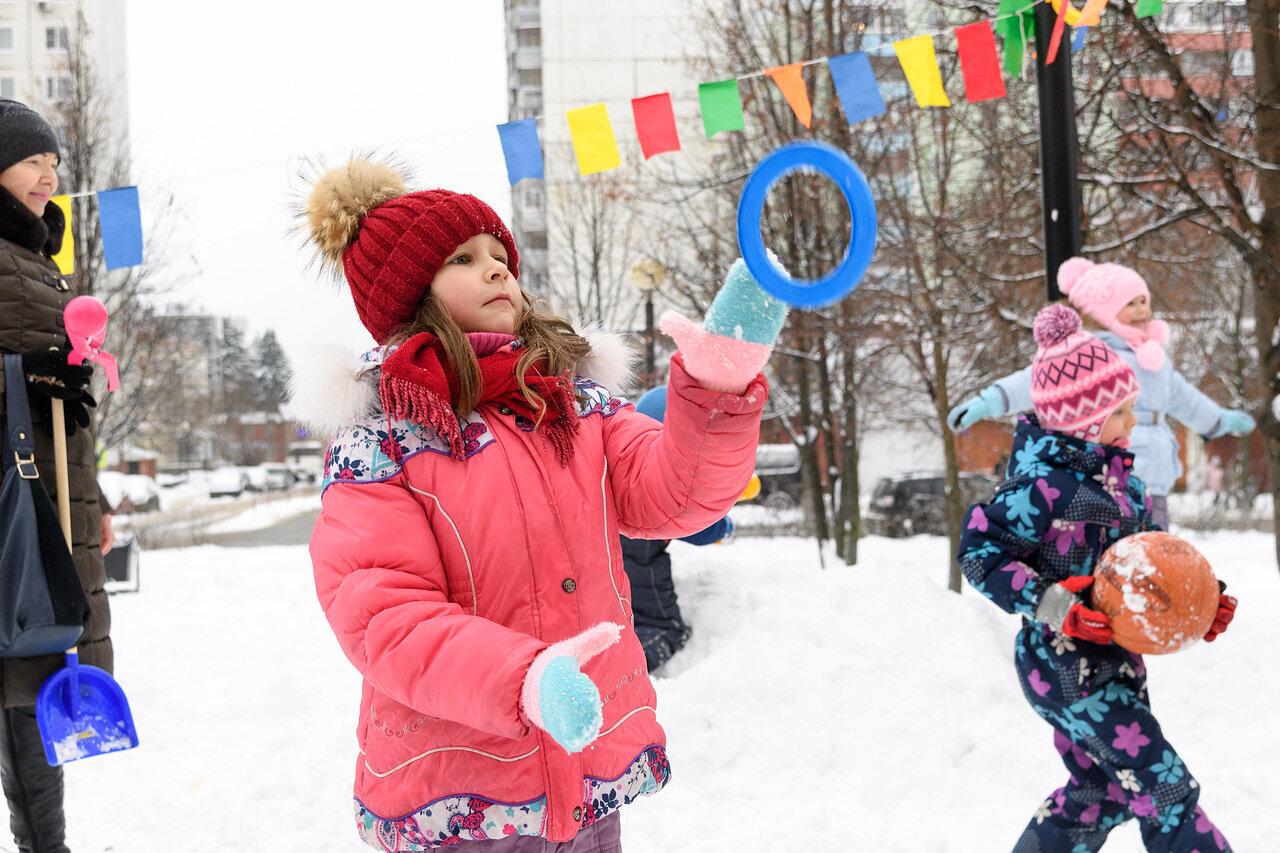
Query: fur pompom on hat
303 157 520 343
1030 304 1140 442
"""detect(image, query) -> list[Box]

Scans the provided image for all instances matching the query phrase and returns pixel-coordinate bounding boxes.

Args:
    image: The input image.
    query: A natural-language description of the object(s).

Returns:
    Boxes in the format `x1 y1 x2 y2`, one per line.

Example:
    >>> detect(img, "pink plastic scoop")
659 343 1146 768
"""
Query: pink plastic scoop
63 296 119 391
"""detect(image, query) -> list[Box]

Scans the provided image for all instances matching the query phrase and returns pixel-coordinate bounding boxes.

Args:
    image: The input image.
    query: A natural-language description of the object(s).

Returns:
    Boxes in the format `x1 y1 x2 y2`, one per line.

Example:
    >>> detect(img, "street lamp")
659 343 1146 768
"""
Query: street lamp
627 259 668 389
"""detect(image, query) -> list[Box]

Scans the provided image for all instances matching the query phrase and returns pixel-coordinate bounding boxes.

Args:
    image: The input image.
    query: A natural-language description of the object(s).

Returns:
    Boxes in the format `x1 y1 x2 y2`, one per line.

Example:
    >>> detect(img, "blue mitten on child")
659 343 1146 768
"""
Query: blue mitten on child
520 622 622 753
659 258 788 394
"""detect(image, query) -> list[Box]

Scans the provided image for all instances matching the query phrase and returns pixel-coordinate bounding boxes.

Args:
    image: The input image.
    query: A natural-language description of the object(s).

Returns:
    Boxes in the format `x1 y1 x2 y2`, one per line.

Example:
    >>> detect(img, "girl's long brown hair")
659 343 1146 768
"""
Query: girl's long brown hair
385 289 591 420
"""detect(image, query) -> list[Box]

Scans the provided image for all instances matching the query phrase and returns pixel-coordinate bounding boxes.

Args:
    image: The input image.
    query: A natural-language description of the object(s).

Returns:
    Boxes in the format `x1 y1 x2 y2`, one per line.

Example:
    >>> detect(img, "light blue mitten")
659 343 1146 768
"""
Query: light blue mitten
1217 409 1255 437
520 622 622 754
947 386 1005 432
659 258 788 393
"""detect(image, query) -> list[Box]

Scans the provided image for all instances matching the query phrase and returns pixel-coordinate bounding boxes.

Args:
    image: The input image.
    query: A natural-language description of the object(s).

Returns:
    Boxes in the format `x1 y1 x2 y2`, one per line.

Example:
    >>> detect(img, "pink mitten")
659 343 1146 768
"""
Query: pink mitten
658 258 788 394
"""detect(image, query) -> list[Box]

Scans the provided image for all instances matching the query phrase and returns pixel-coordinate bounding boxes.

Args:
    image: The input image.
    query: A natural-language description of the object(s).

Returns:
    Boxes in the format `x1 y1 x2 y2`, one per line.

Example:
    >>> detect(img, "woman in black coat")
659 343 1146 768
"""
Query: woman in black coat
0 99 114 853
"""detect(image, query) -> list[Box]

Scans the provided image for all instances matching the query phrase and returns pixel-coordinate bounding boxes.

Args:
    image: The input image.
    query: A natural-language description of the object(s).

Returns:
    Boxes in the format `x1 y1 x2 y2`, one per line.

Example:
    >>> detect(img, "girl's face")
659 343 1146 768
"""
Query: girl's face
1116 294 1150 329
0 153 58 216
429 233 522 334
1097 399 1138 448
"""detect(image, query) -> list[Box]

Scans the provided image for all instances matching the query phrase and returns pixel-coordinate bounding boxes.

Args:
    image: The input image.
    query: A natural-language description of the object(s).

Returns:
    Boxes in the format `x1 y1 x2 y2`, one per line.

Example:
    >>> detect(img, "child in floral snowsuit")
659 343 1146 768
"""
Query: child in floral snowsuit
958 305 1236 852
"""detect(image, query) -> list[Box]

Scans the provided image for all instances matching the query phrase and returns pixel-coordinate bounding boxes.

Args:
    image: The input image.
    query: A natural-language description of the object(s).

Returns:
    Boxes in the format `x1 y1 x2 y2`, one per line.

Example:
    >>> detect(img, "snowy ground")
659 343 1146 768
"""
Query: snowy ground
58 529 1278 852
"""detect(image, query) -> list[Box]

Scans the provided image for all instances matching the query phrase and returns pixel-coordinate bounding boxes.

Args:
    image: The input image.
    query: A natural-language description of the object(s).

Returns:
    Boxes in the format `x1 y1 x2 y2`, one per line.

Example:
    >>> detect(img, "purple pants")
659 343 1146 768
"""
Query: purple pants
475 814 621 853
1149 495 1169 530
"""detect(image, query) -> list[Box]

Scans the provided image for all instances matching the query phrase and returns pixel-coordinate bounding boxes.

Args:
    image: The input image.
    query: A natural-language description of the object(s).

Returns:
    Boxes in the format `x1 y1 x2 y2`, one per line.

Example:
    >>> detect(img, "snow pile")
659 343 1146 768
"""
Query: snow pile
59 532 1279 851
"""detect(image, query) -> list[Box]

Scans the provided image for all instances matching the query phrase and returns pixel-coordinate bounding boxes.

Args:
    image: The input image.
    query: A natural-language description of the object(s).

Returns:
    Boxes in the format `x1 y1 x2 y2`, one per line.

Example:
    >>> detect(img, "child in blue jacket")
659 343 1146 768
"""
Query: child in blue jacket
622 385 735 671
958 304 1238 852
949 258 1255 529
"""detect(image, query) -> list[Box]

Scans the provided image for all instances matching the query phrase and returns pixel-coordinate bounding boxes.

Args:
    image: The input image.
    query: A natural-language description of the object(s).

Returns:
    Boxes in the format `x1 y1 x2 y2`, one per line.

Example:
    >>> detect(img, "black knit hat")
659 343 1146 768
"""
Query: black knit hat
0 100 59 173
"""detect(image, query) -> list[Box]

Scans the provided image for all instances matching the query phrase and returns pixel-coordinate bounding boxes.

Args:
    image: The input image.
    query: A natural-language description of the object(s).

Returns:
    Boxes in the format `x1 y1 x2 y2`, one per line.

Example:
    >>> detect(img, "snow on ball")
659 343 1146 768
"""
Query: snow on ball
1091 532 1219 655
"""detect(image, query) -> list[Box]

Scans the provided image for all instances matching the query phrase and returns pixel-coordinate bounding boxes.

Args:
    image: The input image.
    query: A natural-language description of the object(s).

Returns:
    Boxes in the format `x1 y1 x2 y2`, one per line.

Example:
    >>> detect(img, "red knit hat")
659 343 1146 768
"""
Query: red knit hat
1030 304 1140 442
305 159 520 343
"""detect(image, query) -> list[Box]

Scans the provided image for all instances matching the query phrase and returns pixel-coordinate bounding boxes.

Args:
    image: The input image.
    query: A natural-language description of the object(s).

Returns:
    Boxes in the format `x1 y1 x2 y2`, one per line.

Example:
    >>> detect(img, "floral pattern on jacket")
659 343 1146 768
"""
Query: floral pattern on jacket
353 746 669 851
320 350 629 492
957 415 1159 620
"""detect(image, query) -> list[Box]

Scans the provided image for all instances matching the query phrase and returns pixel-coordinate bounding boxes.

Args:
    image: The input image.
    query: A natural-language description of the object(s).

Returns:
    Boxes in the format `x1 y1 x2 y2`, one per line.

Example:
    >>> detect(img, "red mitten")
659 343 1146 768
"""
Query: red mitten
1041 575 1113 644
1203 581 1237 643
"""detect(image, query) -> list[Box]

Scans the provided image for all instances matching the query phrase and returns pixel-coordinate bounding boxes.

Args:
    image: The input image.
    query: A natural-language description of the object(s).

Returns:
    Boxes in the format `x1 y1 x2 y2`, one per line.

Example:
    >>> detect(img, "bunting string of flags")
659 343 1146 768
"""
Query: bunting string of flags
497 0 1166 182
46 185 144 275
36 1 1169 267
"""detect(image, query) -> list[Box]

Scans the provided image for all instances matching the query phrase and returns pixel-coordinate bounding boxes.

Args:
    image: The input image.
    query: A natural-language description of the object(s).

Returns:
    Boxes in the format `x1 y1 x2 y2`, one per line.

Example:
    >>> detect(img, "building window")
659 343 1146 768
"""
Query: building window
523 230 548 250
0 78 13 99
518 68 541 86
45 26 68 50
1231 50 1254 77
517 28 540 48
45 76 72 102
0 28 13 52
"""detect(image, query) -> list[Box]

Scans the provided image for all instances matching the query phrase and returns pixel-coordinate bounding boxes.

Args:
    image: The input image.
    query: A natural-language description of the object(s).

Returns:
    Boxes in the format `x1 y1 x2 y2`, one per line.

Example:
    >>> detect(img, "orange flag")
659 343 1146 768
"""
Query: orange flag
764 63 813 128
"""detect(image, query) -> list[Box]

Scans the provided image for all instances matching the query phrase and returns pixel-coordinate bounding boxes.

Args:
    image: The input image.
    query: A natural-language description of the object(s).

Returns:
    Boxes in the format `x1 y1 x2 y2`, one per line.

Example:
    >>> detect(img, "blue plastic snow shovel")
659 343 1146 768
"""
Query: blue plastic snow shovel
36 647 138 765
33 301 138 766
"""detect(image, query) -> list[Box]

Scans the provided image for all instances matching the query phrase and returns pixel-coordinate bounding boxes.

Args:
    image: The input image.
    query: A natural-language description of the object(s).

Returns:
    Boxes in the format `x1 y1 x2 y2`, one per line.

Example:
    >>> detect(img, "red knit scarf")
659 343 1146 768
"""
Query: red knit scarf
379 332 579 465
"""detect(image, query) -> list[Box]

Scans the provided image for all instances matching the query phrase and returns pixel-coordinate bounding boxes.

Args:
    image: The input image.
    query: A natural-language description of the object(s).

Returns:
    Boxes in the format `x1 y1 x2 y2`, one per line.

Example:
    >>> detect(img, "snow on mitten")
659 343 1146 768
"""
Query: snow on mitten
659 258 788 394
520 622 622 753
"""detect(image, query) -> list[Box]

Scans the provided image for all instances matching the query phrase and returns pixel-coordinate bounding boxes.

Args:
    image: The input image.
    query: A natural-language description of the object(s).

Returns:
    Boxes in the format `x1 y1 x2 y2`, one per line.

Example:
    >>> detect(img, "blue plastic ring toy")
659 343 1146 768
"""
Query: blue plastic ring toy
736 141 877 308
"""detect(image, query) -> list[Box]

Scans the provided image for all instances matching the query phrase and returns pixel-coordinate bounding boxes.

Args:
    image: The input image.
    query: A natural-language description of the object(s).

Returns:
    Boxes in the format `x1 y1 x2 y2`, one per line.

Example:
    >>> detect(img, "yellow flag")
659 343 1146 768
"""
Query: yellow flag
893 36 951 108
50 195 73 274
567 104 621 176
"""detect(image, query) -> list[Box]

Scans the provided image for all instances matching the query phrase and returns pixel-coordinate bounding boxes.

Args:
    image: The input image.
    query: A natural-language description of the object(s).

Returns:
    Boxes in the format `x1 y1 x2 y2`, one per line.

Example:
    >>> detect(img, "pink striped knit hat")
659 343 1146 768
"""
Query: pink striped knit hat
1030 304 1140 441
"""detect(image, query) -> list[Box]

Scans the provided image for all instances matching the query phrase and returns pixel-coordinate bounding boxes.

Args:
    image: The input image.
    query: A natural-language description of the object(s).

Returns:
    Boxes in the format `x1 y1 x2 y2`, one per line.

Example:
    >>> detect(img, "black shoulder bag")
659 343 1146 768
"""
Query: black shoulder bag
0 352 90 656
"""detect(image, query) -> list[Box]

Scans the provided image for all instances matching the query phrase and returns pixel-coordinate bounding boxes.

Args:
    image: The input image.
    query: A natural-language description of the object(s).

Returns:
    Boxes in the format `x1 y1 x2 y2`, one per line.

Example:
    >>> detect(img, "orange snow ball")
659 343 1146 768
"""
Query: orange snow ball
1091 532 1218 655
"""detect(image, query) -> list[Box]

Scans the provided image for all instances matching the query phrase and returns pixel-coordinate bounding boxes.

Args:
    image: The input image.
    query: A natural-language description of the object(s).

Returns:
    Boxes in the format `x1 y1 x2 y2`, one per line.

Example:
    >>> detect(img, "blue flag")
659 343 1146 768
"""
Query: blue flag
496 118 544 185
97 187 143 270
827 53 886 124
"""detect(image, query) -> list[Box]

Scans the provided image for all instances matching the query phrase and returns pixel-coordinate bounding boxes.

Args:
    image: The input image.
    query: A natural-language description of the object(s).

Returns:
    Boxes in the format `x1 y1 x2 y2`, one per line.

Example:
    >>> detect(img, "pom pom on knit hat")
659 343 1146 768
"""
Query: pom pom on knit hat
1056 256 1095 296
299 154 520 343
306 158 408 271
1030 303 1140 441
1033 303 1081 349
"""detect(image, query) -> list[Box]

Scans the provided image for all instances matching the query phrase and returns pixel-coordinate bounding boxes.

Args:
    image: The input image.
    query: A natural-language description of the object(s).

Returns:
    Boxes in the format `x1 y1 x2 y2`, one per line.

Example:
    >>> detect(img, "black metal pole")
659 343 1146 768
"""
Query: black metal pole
1032 2 1084 302
644 289 655 388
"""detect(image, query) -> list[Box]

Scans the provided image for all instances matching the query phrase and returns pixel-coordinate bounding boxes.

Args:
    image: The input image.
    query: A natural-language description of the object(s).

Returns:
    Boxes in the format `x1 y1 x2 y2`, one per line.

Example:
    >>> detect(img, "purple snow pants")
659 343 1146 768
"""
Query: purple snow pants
476 814 621 853
1149 495 1169 531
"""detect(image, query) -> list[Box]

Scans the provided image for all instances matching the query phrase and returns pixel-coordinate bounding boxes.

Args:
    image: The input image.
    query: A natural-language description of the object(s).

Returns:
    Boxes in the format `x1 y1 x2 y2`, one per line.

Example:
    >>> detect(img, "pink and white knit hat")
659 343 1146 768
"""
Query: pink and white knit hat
1030 304 1140 441
1057 257 1170 371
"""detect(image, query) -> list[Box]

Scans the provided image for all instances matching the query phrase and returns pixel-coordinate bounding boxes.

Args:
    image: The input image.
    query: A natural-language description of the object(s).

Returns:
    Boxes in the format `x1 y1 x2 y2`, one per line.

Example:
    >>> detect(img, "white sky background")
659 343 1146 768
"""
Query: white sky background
124 0 511 366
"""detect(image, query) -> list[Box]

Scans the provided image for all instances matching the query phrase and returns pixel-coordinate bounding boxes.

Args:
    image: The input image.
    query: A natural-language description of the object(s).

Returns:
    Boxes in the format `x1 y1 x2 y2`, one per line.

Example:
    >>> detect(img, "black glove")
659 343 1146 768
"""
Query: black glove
37 391 96 438
21 347 93 400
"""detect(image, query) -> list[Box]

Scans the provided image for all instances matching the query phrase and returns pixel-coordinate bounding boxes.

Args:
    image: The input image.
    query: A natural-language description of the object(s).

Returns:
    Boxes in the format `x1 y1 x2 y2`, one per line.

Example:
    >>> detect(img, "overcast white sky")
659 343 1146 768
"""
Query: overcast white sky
125 0 512 365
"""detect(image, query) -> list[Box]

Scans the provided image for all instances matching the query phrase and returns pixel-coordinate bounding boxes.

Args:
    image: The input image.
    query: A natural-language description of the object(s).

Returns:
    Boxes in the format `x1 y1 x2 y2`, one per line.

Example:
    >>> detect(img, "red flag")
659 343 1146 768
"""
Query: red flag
631 93 681 159
955 21 1007 102
1045 0 1071 64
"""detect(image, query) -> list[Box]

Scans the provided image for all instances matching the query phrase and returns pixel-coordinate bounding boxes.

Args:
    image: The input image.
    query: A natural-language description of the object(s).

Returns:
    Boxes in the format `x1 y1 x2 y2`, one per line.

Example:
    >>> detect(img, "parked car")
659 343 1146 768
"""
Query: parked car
243 465 271 492
155 470 188 488
97 471 162 514
262 463 293 491
753 443 803 510
287 440 325 485
864 470 1000 537
208 466 250 499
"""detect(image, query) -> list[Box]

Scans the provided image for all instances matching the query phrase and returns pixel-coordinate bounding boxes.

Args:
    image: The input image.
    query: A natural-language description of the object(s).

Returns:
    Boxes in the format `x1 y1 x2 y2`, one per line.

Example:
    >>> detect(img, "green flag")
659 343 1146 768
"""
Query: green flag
1136 0 1163 18
995 0 1037 77
699 79 745 138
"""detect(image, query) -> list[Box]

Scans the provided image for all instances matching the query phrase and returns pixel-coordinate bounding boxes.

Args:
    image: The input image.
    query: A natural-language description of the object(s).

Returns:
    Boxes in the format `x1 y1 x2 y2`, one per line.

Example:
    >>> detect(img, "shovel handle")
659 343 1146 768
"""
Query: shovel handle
50 399 72 549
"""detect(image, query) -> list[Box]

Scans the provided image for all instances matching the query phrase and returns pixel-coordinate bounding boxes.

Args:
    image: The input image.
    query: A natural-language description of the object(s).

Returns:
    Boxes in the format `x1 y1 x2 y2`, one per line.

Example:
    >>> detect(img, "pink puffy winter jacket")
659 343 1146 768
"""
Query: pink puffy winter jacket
307 340 765 850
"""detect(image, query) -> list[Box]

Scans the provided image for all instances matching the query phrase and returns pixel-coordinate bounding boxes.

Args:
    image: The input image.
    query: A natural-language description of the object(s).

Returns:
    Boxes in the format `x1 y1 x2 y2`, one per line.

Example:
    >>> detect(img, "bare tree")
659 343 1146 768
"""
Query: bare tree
52 9 191 455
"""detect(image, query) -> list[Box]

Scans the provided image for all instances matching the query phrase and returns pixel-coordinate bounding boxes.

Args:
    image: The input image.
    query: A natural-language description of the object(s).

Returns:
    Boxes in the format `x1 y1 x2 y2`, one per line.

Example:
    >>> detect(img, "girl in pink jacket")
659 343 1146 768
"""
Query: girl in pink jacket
298 158 787 851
